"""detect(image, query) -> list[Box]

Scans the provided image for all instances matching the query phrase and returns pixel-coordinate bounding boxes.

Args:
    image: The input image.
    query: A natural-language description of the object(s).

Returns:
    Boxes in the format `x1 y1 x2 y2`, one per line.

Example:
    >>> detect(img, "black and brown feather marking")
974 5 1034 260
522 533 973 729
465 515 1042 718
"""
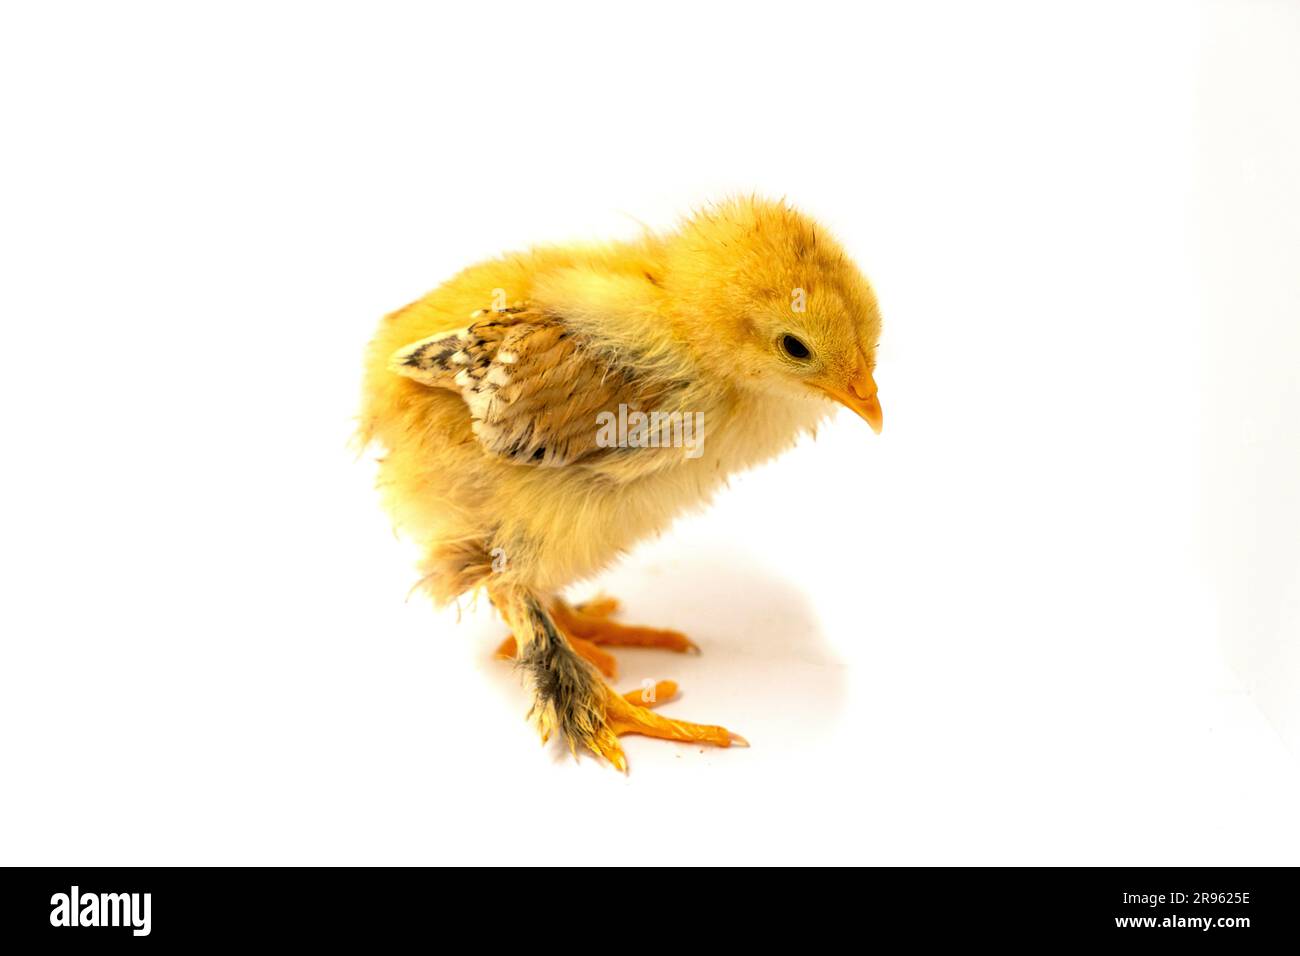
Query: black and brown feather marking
515 594 605 751
390 306 693 471
400 338 460 373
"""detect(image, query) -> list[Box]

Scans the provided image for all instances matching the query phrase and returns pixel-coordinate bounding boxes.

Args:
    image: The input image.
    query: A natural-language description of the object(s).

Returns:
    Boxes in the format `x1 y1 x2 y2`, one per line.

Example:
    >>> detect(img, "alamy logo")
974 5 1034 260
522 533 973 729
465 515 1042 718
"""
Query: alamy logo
50 885 151 937
595 404 705 460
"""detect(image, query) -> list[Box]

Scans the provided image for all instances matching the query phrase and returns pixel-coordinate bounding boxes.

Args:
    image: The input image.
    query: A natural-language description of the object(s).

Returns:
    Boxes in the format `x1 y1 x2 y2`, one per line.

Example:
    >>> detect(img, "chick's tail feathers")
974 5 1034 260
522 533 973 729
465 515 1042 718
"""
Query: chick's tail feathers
406 536 494 607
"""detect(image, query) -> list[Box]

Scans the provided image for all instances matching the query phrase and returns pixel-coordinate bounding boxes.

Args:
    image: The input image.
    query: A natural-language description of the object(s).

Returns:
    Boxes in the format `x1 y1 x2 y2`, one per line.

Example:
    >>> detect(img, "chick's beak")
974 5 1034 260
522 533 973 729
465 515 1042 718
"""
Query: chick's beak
822 368 883 434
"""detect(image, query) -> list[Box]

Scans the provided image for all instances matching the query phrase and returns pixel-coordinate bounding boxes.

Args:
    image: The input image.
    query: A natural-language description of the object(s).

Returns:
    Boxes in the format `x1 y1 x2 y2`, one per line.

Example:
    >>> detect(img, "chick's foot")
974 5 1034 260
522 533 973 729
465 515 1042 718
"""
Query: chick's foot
580 680 747 771
495 594 696 679
604 681 749 750
554 597 700 654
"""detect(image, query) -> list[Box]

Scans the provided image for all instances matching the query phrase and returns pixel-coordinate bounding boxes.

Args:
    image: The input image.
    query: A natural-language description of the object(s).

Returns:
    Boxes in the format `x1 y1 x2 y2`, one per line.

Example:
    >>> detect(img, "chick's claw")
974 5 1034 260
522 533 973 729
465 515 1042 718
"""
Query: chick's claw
589 732 628 773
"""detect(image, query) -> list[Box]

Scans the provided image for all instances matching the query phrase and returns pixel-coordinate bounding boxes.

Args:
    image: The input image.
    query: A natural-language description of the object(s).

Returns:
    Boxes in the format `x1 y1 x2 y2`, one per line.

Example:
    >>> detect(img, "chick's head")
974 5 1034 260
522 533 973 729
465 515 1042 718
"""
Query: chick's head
665 197 883 433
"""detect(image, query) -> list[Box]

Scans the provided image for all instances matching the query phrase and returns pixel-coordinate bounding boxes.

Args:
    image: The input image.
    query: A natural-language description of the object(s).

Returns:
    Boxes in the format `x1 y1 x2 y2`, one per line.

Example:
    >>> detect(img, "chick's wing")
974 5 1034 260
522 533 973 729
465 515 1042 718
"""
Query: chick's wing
389 306 680 469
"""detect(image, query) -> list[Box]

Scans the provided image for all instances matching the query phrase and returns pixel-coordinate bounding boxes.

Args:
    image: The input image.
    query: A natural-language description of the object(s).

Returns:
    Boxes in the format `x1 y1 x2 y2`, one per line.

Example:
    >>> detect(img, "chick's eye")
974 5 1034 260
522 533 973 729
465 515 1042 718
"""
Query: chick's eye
780 334 812 361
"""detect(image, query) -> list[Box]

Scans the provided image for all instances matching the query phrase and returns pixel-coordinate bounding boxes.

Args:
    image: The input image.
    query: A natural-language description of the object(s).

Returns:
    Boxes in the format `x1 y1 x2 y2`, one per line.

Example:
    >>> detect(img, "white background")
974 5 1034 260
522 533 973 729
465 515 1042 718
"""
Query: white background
2 1 1297 865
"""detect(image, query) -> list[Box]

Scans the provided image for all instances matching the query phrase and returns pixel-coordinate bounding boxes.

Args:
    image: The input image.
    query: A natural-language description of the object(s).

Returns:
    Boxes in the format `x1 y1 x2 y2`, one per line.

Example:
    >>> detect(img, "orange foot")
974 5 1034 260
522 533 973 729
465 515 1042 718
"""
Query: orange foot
585 681 748 771
553 596 699 654
495 598 743 770
495 595 698 680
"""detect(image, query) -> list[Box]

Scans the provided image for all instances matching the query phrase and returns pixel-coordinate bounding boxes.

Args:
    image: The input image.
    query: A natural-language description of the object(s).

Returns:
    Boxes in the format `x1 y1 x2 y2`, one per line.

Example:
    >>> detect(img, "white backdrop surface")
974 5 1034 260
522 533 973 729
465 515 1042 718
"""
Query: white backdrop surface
1 1 1297 865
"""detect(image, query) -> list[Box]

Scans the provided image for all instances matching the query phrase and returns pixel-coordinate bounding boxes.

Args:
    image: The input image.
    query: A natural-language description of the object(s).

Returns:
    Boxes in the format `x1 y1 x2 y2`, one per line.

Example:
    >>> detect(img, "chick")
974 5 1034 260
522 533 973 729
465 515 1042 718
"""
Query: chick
359 197 882 770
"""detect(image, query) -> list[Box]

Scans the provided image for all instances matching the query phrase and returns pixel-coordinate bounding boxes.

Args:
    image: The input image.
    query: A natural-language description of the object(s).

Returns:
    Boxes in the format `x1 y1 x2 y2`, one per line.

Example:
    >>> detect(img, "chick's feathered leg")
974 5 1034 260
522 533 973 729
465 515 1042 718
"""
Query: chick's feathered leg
491 583 625 767
495 630 619 679
489 584 745 770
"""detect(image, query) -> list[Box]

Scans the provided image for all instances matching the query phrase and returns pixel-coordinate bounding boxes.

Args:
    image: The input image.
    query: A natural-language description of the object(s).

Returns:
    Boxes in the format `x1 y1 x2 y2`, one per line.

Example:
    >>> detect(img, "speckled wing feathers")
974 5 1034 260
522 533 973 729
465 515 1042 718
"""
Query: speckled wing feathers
389 307 655 468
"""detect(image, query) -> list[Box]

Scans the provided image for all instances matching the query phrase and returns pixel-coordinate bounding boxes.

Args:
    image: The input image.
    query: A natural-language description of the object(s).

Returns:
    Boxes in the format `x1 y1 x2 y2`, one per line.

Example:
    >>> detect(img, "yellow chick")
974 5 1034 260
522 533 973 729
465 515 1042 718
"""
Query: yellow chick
359 196 882 770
